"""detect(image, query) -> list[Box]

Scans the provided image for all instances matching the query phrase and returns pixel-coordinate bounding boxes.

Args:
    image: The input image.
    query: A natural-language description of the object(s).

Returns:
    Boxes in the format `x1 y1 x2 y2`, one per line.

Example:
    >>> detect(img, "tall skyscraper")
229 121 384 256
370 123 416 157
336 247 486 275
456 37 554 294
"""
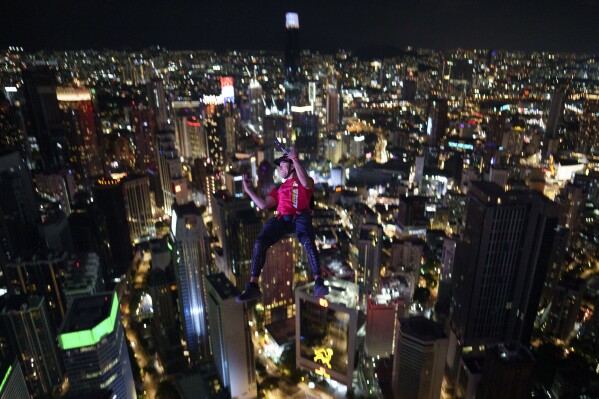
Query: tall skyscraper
248 80 264 132
284 12 302 108
156 129 188 216
365 293 398 358
426 99 449 146
58 292 136 399
0 357 29 399
205 273 257 399
56 87 103 183
449 181 561 373
326 85 341 128
261 237 295 325
392 317 448 399
292 110 319 162
120 174 155 244
0 152 40 266
356 224 383 295
545 85 567 140
212 192 261 288
171 203 212 364
3 252 68 327
147 77 171 129
129 108 157 171
0 295 64 398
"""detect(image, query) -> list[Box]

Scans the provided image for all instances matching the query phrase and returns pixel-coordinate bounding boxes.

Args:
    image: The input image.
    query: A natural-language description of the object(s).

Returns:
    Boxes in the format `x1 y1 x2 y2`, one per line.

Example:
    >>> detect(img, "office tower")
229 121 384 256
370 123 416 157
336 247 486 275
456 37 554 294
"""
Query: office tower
449 181 562 372
557 183 584 242
454 355 484 399
0 357 29 399
397 196 427 234
326 86 341 128
0 295 64 398
296 279 359 390
204 118 225 168
21 67 65 170
546 86 567 140
355 224 383 295
34 172 73 215
365 293 398 357
212 193 261 288
0 152 40 265
56 87 103 183
58 292 136 399
174 113 205 159
488 165 509 188
0 91 27 157
130 108 157 171
147 77 171 129
426 99 449 146
147 268 181 373
171 203 212 364
391 238 424 273
292 110 319 162
156 129 188 216
392 317 448 399
3 252 68 327
542 276 585 341
38 209 74 253
284 12 302 108
440 237 457 282
63 253 104 304
576 94 599 154
248 80 264 131
477 343 535 399
206 273 257 399
261 237 295 325
121 175 155 243
223 113 238 154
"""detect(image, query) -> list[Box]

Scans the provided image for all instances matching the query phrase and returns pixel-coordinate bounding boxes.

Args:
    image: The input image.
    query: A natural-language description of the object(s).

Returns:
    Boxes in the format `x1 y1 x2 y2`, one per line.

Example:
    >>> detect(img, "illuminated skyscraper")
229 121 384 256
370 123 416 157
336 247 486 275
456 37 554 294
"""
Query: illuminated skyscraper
284 12 303 108
129 108 157 171
292 110 319 161
356 224 383 295
171 203 212 364
0 357 29 399
248 80 264 131
365 293 398 358
0 295 64 398
296 279 359 391
147 77 171 129
449 182 562 374
261 237 295 324
58 292 136 399
205 273 257 399
56 87 103 183
426 99 449 146
156 129 188 216
392 317 448 399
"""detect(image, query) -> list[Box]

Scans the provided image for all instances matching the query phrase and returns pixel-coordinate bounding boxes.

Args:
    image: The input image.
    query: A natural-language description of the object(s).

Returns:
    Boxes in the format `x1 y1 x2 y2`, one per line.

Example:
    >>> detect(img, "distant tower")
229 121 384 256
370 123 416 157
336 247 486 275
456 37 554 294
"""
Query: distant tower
546 85 567 140
392 316 448 399
156 129 188 216
0 295 64 398
356 224 383 295
326 86 340 128
129 108 157 171
426 99 449 146
284 12 302 108
147 77 171 129
171 203 212 365
205 273 257 399
58 292 136 399
0 357 29 399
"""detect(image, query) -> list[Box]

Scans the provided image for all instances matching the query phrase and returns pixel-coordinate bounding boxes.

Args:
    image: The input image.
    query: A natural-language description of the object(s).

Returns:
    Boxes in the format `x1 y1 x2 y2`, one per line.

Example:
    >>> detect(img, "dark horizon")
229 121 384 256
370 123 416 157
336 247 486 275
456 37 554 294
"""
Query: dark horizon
1 0 599 55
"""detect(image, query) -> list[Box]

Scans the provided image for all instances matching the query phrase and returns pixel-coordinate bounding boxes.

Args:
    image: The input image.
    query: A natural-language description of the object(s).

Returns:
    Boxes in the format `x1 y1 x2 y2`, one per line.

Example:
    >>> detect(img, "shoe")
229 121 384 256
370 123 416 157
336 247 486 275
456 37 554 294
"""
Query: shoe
314 278 329 298
236 283 262 302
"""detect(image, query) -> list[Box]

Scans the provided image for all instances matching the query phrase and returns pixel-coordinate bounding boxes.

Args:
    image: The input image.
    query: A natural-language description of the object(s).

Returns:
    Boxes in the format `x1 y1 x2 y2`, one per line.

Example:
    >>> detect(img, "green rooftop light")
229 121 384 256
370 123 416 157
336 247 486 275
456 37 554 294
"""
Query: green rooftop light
58 293 119 350
0 365 12 394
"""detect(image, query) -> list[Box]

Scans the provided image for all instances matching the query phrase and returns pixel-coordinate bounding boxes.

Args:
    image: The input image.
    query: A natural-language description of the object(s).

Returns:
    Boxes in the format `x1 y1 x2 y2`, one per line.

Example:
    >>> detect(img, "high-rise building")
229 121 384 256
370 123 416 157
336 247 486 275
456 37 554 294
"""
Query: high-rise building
205 273 257 399
156 129 188 216
365 294 398 358
3 252 68 327
58 292 136 399
326 86 341 128
545 85 567 140
212 192 261 288
576 94 599 154
56 87 103 183
248 80 264 132
147 77 171 129
121 174 155 243
0 295 64 398
296 279 359 390
63 252 104 304
171 203 212 364
392 316 448 399
449 181 562 373
542 276 585 342
284 12 302 108
355 224 383 295
0 357 29 399
261 237 295 325
426 99 449 146
477 343 535 399
21 67 65 171
34 172 73 215
292 110 319 162
0 152 40 265
129 108 157 171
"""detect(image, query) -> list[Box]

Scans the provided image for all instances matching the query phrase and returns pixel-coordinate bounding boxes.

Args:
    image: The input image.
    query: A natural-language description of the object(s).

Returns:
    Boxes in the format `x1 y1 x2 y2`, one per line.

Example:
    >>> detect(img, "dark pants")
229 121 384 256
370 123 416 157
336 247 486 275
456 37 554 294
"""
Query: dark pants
250 213 321 279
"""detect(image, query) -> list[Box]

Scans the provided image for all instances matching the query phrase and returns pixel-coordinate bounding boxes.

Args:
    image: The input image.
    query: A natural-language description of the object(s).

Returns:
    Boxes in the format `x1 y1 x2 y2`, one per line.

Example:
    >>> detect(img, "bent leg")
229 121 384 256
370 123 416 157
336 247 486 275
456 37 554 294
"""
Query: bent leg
250 217 286 278
295 214 322 278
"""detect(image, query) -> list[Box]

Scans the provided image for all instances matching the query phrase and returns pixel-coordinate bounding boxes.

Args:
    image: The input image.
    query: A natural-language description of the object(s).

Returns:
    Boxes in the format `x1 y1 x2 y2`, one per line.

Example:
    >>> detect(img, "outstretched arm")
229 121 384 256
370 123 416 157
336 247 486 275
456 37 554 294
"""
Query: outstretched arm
242 174 276 210
287 147 314 190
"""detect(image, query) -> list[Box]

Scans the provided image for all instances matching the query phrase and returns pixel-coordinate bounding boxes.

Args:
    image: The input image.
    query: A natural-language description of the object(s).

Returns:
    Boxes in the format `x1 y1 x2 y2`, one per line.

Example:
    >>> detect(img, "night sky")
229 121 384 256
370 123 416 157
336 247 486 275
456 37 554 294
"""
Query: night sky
1 0 598 53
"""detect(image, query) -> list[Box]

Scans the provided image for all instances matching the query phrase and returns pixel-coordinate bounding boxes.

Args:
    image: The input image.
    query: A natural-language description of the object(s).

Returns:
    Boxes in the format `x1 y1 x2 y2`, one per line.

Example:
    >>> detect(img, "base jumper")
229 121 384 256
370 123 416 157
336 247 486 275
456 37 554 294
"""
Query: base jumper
236 145 329 302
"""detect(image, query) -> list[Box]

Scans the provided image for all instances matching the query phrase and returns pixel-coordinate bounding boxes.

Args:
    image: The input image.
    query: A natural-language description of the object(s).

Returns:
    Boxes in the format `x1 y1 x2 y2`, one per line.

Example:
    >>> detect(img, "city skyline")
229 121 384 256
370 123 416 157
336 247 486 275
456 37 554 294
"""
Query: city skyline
1 0 599 53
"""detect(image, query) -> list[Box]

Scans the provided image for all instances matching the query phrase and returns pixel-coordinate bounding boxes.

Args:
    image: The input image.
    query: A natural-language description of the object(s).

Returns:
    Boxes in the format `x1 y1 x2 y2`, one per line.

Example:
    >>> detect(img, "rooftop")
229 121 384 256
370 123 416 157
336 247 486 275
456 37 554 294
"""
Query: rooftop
399 316 446 341
206 273 241 300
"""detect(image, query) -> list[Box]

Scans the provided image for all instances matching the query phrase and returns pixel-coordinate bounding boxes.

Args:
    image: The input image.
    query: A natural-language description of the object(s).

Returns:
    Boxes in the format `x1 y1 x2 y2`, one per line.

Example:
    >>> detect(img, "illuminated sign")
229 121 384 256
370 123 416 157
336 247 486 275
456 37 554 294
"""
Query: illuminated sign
314 347 333 369
221 77 234 103
56 87 92 102
174 184 182 193
291 105 313 113
318 297 329 307
286 12 299 29
187 121 201 127
448 141 474 151
202 95 224 105
58 293 118 350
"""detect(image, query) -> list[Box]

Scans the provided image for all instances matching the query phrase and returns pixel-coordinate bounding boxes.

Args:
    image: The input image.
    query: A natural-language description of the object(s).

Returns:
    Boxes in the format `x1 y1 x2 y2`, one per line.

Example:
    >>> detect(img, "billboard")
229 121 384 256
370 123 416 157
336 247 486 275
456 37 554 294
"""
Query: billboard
221 76 234 103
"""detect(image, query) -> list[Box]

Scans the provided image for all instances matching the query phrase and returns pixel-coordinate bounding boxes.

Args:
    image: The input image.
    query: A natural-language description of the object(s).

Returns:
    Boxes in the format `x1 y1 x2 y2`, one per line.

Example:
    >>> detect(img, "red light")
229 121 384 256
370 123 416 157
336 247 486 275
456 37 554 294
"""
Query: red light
187 121 201 127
